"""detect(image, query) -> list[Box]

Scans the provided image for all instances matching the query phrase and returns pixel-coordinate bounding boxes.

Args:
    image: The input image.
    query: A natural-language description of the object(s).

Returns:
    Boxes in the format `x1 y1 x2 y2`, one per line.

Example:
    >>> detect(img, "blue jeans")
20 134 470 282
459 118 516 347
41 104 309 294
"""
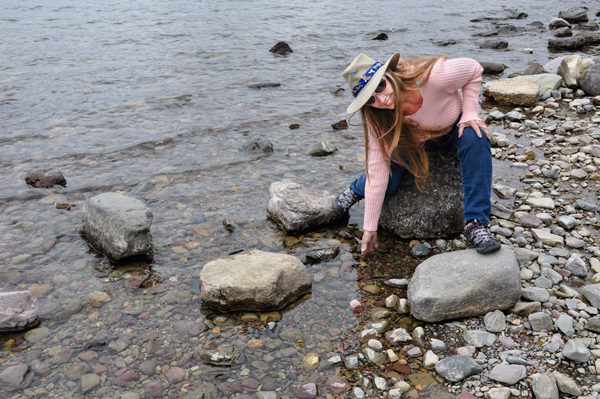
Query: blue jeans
350 121 493 225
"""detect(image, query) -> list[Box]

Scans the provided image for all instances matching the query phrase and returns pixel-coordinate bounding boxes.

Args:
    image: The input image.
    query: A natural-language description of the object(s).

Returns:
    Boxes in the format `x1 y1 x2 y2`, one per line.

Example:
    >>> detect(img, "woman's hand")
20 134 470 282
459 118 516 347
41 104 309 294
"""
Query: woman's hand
457 119 491 140
361 230 378 254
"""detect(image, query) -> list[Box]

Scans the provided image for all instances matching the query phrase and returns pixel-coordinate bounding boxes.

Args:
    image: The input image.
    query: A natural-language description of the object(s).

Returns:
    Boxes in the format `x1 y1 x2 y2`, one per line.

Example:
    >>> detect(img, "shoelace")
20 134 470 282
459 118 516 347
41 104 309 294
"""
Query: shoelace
338 189 359 208
467 221 493 243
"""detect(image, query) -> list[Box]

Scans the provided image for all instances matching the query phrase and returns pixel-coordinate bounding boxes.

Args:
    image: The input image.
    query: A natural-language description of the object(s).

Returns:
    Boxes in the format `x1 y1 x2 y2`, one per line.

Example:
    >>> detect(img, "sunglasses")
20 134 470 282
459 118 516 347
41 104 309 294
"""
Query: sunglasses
365 77 387 106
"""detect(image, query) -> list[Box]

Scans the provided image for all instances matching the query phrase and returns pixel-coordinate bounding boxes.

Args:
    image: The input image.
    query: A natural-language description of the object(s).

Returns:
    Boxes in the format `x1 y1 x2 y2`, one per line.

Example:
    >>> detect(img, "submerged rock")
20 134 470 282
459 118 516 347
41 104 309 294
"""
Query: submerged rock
81 192 153 260
267 181 346 234
24 169 67 188
0 365 34 391
0 291 39 332
379 149 464 239
199 249 311 311
408 248 521 322
269 41 293 55
195 343 240 366
241 136 274 153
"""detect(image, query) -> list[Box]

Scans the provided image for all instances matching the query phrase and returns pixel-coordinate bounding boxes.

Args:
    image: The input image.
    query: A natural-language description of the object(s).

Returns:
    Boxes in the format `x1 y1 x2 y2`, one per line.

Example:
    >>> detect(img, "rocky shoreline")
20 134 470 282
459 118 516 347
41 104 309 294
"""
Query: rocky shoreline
3 6 600 399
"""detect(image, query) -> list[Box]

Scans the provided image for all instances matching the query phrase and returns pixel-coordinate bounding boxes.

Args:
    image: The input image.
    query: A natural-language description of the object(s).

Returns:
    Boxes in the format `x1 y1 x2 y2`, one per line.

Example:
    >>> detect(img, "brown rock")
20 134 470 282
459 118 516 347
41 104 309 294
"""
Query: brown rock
24 169 67 188
331 120 348 130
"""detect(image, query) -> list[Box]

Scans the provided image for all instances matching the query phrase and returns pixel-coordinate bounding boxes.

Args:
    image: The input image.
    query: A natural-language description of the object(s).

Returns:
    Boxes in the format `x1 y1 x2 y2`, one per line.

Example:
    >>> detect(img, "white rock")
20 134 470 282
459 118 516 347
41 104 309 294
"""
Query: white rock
423 350 439 369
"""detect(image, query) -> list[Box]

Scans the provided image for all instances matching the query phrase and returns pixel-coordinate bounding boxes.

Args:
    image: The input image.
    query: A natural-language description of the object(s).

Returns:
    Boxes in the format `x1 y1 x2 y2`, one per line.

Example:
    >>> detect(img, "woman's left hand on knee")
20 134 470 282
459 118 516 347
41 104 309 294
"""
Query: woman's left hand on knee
458 119 491 140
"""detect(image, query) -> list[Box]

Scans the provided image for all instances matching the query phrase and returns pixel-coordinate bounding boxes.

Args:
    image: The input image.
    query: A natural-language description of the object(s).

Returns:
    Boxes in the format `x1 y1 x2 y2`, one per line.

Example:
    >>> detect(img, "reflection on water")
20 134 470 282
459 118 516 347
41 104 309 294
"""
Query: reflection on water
0 0 597 396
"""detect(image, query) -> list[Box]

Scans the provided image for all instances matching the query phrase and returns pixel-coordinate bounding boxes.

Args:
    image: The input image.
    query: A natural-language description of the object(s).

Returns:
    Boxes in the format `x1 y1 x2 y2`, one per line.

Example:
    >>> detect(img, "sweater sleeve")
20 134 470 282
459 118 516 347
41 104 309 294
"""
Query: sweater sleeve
431 58 483 124
363 127 389 231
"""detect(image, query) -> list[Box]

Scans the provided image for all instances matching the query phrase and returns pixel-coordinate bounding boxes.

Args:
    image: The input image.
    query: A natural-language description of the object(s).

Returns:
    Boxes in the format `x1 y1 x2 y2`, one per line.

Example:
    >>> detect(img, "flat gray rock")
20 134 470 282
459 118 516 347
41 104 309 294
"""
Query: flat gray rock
489 364 527 385
434 355 483 382
562 339 590 363
555 314 574 336
199 249 311 311
407 248 521 322
0 291 39 332
565 254 588 277
82 192 153 260
531 373 559 399
552 371 581 396
379 149 464 239
515 74 563 95
582 284 600 309
484 310 506 333
528 312 553 332
464 330 496 348
266 181 346 234
521 287 549 303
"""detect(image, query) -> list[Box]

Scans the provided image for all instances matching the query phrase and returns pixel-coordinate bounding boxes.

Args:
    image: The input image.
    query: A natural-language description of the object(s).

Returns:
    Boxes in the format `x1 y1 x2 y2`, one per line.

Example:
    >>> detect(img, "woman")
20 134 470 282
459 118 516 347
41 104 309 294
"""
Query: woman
333 53 500 255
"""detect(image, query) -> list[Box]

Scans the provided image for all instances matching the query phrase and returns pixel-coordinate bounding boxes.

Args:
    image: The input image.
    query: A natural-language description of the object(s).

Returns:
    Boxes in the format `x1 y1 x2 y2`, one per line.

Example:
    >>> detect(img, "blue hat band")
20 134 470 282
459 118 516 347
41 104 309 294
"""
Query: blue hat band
351 61 383 98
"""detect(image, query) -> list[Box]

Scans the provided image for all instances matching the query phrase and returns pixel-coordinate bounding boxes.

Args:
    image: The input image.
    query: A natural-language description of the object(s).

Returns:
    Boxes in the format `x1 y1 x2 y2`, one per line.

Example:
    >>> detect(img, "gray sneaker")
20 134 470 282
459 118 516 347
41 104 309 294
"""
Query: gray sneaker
332 187 363 215
465 219 501 254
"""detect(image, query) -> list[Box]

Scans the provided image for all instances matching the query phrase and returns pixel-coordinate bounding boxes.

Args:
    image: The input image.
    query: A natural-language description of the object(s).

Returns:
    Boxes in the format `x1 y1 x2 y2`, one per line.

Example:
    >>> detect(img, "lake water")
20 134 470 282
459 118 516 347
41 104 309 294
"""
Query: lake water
0 0 598 397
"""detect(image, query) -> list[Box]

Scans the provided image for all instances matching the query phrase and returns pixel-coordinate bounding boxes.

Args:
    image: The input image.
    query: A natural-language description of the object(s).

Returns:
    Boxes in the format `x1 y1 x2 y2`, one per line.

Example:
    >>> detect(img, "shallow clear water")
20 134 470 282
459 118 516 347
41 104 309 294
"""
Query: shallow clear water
0 0 599 397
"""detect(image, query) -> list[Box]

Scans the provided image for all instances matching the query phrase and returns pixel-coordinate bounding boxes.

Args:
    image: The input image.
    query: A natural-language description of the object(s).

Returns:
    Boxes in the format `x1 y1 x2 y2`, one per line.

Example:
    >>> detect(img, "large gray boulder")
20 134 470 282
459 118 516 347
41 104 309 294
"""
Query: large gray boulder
581 64 600 96
199 249 312 311
267 181 346 234
81 193 153 260
0 291 39 332
483 79 540 106
408 248 521 322
379 149 464 239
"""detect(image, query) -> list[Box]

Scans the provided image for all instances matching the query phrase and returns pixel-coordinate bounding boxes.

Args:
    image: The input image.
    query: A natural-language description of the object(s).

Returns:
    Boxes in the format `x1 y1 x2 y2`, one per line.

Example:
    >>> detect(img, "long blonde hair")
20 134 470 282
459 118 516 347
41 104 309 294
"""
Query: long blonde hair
360 55 452 191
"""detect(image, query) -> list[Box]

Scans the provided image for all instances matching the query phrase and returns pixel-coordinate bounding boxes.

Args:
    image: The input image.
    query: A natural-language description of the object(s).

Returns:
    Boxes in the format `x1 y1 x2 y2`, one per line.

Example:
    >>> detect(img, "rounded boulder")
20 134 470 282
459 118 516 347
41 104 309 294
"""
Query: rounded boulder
199 250 311 311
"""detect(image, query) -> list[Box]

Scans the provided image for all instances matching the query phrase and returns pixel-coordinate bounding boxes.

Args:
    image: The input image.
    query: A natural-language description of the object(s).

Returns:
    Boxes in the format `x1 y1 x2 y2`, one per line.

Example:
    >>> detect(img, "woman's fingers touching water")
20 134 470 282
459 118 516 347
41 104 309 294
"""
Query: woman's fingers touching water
457 119 491 140
361 230 378 254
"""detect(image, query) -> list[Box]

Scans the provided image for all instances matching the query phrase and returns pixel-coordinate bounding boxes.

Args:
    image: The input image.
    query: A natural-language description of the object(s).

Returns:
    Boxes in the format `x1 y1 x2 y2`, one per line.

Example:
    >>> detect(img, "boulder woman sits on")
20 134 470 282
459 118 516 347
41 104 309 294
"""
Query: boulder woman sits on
333 53 500 255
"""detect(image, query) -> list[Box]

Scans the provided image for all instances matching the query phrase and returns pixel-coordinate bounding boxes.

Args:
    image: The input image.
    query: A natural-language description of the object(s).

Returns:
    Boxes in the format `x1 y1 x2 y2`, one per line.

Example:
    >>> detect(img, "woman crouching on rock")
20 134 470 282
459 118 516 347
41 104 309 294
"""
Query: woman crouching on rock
333 53 501 255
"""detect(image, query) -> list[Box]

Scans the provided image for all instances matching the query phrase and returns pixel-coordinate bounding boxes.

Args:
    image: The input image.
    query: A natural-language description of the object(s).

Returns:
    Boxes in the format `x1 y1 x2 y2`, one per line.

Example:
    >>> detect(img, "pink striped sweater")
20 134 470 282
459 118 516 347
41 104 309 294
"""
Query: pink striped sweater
363 57 484 231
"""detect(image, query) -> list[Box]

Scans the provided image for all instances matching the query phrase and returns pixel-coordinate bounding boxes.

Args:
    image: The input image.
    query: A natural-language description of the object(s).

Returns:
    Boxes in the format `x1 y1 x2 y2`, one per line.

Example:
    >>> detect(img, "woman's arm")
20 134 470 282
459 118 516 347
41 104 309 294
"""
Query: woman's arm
362 127 390 254
433 58 489 138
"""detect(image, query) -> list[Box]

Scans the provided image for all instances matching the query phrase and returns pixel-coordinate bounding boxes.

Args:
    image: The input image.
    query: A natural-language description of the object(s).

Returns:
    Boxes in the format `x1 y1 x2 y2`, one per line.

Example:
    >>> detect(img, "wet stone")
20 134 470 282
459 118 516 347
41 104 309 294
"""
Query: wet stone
108 340 128 354
217 381 243 396
327 375 350 393
196 343 240 366
166 367 185 383
112 372 139 387
24 326 50 343
144 380 164 398
0 365 34 392
80 373 100 393
66 362 92 381
293 382 318 398
50 349 73 365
